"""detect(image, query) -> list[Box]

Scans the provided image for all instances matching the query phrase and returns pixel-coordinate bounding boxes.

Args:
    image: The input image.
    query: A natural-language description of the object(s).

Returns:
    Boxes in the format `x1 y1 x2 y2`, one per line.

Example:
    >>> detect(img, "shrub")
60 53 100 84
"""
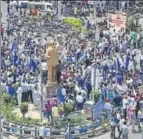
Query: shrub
63 103 73 116
64 17 82 28
12 83 19 91
2 93 10 105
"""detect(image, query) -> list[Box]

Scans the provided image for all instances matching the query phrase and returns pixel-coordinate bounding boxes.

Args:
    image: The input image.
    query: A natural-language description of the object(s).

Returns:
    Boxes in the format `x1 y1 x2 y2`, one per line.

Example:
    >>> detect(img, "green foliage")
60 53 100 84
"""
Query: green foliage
107 119 110 126
90 90 100 103
64 17 82 28
54 114 86 128
70 116 83 125
63 103 73 115
7 115 47 126
2 104 10 119
19 102 29 118
2 95 50 126
126 16 141 32
12 83 19 91
2 93 10 105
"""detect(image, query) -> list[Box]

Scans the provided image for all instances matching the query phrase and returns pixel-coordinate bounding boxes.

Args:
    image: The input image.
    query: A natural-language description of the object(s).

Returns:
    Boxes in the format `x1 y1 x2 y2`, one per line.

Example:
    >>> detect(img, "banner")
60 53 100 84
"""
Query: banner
92 101 104 120
108 13 126 31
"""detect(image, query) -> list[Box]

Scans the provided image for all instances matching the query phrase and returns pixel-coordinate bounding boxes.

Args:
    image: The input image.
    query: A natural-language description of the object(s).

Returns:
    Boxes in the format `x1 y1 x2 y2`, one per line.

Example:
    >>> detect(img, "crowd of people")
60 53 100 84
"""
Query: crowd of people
1 0 143 139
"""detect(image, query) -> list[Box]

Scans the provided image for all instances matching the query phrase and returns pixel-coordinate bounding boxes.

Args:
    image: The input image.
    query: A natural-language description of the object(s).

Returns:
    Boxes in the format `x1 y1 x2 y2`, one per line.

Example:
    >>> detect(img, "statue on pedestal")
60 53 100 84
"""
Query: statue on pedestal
45 40 58 86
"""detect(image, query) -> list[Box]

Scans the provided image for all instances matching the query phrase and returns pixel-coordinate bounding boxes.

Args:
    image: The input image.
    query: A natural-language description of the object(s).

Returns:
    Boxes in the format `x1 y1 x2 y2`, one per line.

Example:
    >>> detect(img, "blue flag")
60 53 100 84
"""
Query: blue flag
117 58 121 72
29 59 37 71
57 87 65 103
116 72 123 84
125 55 129 71
13 52 18 66
10 42 17 53
8 86 15 97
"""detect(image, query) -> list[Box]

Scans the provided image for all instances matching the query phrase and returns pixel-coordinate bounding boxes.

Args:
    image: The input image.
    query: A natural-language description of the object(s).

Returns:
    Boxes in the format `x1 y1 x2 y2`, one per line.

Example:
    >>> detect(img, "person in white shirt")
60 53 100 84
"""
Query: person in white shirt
62 86 66 96
75 83 80 94
126 77 133 87
42 37 48 46
33 85 40 105
41 59 48 84
7 75 13 85
16 84 23 105
76 92 84 110
27 82 33 103
121 121 128 139
80 88 87 100
1 80 6 93
39 123 45 139
123 96 129 119
21 81 28 102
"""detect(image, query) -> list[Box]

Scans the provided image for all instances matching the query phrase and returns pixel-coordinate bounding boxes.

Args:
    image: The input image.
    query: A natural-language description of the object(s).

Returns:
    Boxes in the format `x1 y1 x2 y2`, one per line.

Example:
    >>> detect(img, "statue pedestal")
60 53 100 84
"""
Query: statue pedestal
46 84 58 98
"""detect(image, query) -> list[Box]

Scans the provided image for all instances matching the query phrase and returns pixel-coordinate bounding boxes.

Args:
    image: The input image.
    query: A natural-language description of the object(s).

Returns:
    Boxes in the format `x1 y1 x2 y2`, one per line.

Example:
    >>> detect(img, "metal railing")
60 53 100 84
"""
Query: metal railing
2 119 110 139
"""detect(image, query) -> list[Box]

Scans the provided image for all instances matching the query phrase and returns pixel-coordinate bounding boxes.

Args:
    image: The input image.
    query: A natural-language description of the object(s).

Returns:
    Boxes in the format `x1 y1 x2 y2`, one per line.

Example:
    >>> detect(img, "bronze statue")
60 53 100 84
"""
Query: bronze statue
45 40 58 86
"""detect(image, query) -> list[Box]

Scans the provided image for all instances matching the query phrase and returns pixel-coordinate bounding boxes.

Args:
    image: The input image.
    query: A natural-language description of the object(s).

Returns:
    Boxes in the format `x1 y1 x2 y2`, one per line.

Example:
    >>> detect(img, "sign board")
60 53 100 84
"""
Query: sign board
84 101 94 119
84 104 93 119
108 13 126 31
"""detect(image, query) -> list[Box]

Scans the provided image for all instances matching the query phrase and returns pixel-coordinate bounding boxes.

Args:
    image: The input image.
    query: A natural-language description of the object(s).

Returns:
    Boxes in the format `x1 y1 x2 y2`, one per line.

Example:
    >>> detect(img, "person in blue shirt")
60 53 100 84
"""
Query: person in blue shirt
78 76 85 88
110 112 118 138
57 86 65 103
7 4 10 15
86 80 92 98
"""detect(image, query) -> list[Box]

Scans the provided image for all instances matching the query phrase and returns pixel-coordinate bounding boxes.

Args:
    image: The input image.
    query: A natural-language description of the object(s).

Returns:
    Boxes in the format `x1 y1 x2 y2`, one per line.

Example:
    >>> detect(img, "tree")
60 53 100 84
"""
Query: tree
126 16 141 32
20 103 29 118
